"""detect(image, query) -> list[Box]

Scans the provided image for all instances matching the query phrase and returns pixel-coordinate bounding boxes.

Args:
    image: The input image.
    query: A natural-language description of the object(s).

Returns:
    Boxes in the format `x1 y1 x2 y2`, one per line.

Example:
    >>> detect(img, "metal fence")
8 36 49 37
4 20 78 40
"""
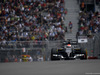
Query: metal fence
0 40 62 62
0 34 100 62
79 33 100 58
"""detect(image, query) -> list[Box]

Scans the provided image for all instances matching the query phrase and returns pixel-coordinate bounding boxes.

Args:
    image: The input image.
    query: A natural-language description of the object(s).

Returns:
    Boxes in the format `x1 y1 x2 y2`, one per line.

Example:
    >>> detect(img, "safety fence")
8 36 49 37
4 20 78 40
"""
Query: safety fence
79 33 100 58
0 35 100 62
0 40 62 62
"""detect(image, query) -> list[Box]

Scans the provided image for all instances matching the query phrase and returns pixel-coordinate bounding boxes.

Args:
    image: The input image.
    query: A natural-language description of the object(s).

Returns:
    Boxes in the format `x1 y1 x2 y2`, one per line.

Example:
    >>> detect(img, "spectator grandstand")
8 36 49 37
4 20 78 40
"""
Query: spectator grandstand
78 0 100 38
0 0 67 62
0 0 66 43
0 0 100 62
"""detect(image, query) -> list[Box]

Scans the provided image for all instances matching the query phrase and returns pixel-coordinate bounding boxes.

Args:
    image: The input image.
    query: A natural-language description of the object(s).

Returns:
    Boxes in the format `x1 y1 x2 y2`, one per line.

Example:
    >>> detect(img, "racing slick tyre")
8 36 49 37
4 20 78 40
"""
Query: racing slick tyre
74 49 87 60
51 48 60 60
80 50 87 60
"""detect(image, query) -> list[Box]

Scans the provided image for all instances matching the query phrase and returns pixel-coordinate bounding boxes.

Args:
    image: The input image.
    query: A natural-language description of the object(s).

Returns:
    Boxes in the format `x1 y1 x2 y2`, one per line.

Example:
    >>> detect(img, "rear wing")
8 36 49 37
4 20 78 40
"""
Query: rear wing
63 40 78 45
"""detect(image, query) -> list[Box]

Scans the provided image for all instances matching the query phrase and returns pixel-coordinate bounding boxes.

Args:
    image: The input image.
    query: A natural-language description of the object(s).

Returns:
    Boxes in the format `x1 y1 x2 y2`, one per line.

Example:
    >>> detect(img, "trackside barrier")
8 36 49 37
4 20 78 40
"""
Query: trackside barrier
0 40 62 62
0 33 100 62
79 33 100 59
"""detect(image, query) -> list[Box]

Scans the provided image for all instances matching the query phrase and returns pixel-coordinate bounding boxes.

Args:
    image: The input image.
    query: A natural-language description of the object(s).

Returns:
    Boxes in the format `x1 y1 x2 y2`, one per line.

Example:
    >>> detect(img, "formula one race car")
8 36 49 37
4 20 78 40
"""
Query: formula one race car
51 39 87 60
21 55 33 62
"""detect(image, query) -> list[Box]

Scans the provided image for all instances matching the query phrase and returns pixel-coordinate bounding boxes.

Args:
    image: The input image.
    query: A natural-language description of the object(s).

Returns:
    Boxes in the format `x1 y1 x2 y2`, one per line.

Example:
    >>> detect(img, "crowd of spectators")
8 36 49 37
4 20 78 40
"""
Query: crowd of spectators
77 9 100 38
0 0 67 44
96 0 100 5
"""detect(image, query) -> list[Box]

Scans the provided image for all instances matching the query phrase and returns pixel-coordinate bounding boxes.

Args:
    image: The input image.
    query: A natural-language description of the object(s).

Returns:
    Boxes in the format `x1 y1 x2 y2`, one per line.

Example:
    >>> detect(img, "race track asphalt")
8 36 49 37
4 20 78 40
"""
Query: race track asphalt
0 60 100 75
